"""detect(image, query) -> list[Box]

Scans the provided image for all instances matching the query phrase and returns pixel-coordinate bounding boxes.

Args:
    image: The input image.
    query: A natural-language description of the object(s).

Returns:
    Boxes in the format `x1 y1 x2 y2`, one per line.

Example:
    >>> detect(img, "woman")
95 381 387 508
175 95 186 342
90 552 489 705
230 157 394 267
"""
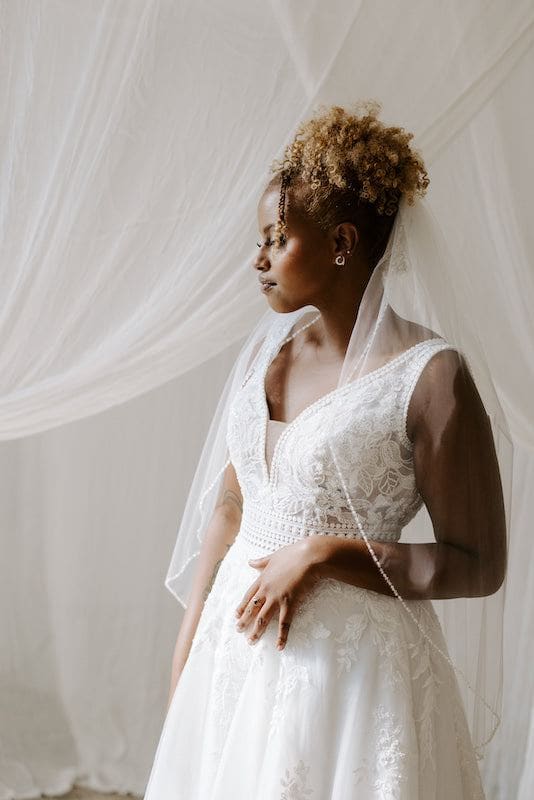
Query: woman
144 102 507 799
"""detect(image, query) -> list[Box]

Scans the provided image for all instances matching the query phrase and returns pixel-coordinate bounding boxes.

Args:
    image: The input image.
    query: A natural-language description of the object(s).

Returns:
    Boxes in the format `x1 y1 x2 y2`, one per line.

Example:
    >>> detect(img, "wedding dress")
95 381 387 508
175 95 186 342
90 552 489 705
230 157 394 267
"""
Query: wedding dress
143 314 486 800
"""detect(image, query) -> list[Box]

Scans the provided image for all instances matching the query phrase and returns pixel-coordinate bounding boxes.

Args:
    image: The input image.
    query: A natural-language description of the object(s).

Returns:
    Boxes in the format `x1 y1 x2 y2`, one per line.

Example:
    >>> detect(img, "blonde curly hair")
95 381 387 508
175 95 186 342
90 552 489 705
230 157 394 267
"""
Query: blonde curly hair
267 100 429 267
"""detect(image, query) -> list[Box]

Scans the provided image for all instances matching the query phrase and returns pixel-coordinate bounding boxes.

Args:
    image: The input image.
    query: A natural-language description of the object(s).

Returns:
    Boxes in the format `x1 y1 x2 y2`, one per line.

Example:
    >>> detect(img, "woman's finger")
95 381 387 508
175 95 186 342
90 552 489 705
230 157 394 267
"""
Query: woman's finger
235 577 261 619
276 600 294 650
238 592 267 631
247 601 276 645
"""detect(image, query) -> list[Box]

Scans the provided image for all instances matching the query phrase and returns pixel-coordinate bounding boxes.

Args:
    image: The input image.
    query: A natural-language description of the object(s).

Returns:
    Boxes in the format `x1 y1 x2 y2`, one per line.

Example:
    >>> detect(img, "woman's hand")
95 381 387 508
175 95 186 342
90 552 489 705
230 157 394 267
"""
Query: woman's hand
234 538 321 650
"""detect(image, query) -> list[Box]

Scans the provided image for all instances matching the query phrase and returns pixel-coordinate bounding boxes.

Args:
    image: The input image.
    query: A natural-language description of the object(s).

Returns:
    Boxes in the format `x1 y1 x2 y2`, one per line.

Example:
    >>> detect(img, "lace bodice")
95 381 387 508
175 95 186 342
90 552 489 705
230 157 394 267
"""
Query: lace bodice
226 315 456 552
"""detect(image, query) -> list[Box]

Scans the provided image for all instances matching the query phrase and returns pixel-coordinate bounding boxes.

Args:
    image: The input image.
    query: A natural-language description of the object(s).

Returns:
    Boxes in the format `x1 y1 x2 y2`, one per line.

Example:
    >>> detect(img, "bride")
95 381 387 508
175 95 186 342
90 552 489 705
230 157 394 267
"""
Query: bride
143 101 508 799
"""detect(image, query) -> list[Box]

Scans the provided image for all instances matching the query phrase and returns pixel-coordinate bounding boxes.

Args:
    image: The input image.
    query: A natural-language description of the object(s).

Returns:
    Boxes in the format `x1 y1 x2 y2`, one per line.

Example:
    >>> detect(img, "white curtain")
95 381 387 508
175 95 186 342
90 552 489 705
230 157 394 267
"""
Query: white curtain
0 1 532 797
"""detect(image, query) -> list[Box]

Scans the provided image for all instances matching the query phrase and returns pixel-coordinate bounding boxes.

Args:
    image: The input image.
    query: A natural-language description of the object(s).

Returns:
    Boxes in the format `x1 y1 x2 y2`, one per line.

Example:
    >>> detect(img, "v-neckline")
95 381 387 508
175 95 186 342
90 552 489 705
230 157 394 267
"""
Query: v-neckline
259 314 443 486
261 384 353 486
260 326 352 485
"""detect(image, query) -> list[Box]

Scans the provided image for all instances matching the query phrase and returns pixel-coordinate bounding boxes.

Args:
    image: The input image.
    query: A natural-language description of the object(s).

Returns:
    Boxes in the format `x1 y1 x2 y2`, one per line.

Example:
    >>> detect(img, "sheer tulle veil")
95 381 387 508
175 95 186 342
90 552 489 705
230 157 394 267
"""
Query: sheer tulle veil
165 193 513 758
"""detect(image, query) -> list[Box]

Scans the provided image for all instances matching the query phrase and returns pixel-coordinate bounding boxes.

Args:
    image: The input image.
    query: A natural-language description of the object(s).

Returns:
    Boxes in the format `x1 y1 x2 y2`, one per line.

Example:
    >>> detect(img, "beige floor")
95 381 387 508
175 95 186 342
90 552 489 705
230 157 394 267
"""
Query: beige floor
44 787 141 800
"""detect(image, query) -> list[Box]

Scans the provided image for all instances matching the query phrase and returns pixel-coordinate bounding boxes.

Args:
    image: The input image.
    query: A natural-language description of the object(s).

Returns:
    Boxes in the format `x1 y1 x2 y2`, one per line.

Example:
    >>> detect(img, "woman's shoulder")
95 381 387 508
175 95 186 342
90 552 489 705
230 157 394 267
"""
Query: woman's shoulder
412 336 465 374
402 339 468 407
406 337 482 435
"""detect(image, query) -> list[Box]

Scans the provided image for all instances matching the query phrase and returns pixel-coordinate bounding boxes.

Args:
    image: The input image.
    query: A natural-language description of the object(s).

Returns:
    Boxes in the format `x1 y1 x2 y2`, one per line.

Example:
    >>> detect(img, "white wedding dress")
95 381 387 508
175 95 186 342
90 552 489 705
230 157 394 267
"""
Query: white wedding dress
143 318 486 800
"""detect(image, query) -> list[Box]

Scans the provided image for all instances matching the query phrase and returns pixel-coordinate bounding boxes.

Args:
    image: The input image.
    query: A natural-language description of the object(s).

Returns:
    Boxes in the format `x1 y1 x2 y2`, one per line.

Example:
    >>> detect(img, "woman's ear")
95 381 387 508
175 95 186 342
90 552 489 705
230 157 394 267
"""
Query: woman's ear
333 221 358 258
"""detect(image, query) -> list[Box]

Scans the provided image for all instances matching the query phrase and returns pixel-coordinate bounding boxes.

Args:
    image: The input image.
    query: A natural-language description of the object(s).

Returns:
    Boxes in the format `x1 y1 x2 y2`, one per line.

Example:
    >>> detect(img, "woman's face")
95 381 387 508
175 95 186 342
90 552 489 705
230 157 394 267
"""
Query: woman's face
254 185 338 313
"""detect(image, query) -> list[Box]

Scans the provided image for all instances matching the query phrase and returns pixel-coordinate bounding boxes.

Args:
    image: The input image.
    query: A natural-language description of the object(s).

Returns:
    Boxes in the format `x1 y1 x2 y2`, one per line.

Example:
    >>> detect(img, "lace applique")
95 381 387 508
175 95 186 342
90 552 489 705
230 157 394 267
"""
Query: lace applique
280 573 447 777
280 759 314 799
407 628 443 774
268 660 312 743
204 628 252 762
333 590 403 682
353 704 408 799
284 575 406 689
282 594 332 650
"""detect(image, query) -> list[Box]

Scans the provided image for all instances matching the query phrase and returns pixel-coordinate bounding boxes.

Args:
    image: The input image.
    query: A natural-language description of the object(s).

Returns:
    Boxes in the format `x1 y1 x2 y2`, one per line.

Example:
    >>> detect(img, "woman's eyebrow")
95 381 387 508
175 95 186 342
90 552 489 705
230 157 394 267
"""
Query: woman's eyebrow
261 223 273 234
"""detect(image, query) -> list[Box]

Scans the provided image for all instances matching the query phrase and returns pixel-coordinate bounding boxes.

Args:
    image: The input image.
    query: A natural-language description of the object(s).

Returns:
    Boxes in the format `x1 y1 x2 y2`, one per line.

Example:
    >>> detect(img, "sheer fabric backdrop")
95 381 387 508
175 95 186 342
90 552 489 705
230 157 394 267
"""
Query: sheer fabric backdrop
0 1 533 798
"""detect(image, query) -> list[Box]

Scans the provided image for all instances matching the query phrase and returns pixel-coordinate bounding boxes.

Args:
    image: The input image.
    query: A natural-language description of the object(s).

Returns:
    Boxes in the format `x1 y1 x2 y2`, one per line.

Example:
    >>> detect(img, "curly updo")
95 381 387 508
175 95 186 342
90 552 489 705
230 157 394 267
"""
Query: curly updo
267 100 429 268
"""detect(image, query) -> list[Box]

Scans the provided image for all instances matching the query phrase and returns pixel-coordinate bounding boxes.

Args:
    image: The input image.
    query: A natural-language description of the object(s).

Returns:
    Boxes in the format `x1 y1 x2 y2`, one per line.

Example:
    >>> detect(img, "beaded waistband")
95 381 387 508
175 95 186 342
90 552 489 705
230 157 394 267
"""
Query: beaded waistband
236 500 401 551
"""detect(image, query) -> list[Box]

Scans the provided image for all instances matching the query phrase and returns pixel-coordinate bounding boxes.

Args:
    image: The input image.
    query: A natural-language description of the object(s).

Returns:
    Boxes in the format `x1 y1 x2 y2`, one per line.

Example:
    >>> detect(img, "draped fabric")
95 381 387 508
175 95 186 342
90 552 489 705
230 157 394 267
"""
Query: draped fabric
0 1 533 798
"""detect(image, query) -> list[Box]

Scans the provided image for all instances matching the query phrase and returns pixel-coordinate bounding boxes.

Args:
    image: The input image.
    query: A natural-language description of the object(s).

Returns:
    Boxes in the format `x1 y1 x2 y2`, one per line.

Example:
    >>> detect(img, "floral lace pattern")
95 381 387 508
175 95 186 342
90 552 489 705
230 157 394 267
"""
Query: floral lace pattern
280 759 314 799
268 660 312 743
353 704 408 799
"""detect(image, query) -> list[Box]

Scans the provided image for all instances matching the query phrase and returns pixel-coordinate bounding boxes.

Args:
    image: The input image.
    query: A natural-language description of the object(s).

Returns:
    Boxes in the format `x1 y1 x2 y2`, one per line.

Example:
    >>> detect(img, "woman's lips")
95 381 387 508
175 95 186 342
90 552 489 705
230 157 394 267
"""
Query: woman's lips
260 281 276 292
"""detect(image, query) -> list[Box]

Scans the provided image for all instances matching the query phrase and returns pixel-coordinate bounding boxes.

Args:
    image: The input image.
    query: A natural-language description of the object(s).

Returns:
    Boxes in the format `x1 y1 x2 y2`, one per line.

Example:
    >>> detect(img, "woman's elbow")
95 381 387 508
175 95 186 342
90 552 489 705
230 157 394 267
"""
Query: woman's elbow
478 543 507 597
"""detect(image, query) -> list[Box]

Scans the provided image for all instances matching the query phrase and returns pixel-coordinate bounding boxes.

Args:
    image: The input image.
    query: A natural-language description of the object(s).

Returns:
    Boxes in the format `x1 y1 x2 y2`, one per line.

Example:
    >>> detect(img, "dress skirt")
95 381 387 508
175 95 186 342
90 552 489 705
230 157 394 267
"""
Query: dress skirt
143 533 486 800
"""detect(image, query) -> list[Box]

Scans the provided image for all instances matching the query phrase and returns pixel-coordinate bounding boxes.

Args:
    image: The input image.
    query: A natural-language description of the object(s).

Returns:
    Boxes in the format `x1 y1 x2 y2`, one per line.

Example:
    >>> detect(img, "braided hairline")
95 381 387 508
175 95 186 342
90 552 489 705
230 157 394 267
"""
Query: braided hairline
272 170 290 249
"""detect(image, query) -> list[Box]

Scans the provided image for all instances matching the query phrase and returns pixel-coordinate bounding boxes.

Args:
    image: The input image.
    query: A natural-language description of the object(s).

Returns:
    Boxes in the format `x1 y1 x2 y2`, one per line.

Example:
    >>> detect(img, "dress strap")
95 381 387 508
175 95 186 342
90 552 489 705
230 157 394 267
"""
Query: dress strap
400 339 460 447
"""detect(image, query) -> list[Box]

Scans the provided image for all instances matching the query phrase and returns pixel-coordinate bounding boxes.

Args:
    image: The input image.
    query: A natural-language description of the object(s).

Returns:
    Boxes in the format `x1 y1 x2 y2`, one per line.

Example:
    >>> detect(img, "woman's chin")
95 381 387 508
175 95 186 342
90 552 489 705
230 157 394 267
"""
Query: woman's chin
265 296 309 314
260 285 311 313
262 288 283 309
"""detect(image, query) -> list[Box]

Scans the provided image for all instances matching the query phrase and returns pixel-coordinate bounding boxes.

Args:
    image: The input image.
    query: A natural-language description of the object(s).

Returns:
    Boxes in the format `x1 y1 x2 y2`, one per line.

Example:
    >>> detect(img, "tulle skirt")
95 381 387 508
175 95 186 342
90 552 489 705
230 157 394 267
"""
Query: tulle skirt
143 533 485 799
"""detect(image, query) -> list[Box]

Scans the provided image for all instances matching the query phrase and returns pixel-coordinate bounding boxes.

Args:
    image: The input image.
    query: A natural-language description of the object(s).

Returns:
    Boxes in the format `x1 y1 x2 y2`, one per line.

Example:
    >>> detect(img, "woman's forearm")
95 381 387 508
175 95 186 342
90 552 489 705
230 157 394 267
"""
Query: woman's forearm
304 534 501 600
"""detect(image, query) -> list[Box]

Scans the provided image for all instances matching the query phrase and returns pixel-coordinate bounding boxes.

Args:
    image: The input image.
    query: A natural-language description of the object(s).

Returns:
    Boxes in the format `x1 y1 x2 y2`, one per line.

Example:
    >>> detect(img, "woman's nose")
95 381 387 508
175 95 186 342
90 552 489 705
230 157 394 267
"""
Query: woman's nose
253 247 269 271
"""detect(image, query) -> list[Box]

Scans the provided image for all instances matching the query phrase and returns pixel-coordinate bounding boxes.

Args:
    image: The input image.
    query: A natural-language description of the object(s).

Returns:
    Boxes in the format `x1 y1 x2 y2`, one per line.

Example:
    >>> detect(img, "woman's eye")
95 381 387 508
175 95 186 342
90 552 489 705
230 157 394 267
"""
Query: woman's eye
256 239 273 248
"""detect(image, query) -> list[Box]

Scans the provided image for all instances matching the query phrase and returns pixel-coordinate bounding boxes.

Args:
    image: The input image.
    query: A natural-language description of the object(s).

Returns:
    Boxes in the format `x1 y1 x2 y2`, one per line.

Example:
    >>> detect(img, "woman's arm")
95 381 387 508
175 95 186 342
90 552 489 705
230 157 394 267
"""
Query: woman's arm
304 349 507 600
167 461 243 708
